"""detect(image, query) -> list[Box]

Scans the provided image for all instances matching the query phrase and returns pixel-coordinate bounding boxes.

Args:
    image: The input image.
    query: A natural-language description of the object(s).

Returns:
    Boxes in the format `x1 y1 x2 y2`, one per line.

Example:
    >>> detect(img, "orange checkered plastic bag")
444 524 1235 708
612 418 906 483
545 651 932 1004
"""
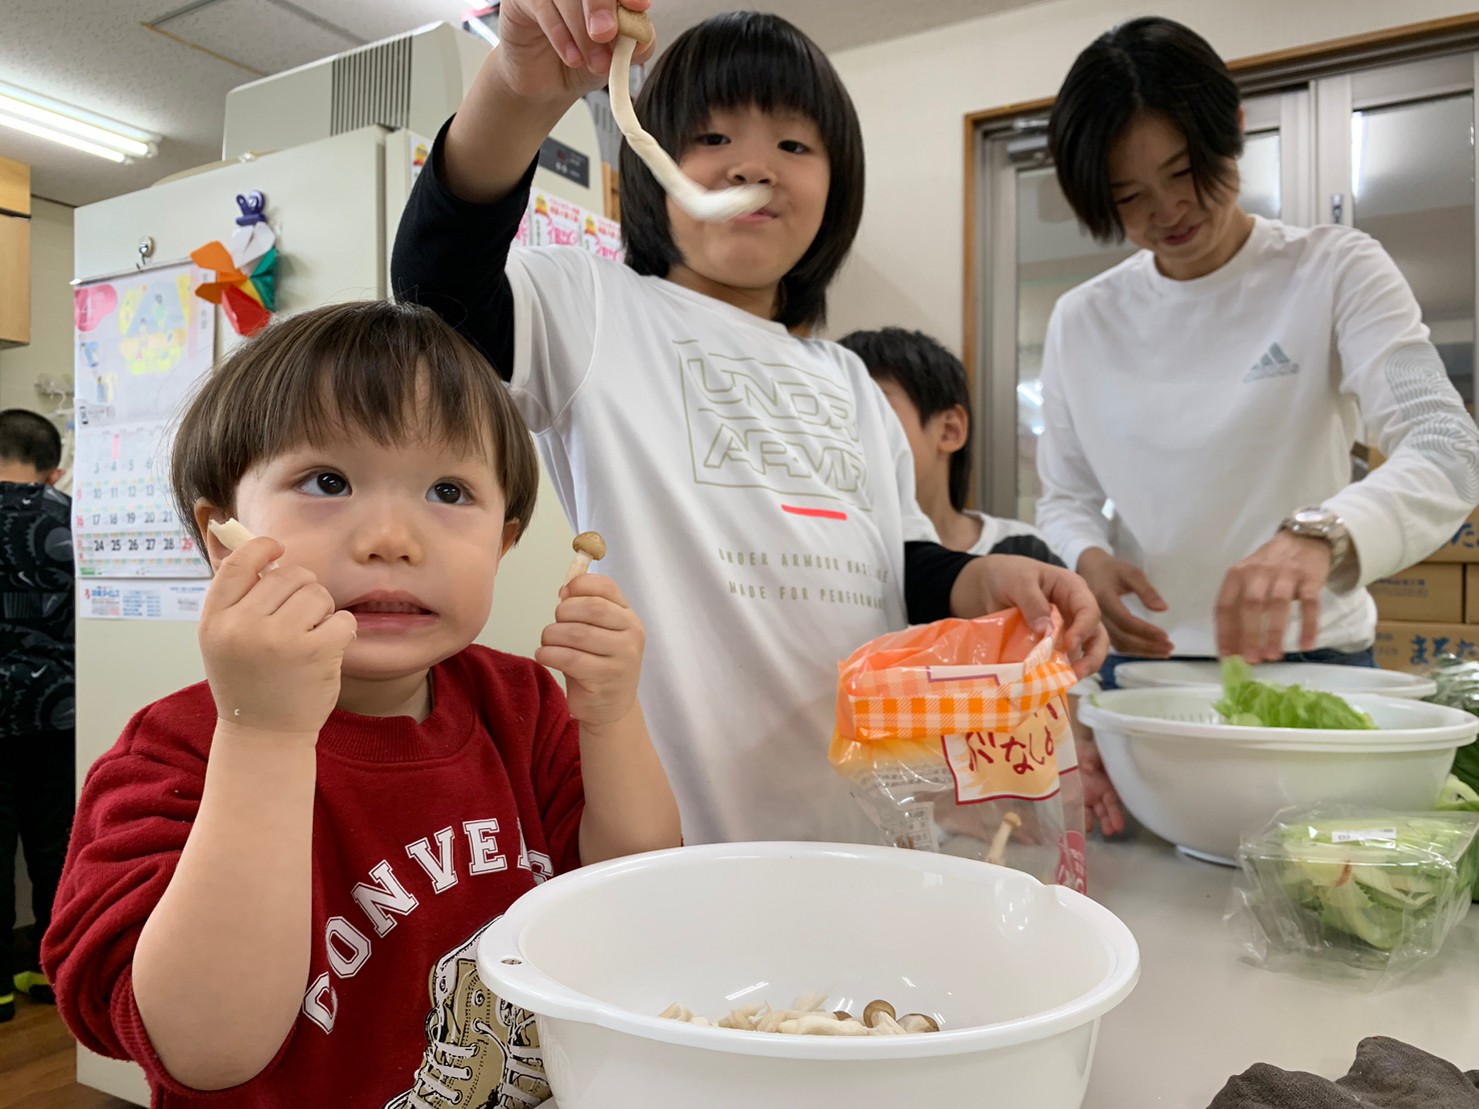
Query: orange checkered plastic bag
829 609 1088 892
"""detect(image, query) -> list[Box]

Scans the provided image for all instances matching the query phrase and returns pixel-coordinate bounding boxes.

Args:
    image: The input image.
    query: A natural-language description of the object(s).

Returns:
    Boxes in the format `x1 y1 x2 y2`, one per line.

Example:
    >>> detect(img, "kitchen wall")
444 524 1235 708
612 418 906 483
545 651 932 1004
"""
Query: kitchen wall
0 196 75 416
826 0 1479 348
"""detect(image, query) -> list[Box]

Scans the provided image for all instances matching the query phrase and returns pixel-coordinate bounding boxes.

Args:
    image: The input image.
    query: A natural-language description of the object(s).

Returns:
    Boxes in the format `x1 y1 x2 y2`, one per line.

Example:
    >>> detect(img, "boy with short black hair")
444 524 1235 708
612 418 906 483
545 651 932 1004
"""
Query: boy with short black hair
837 327 1063 564
43 301 679 1105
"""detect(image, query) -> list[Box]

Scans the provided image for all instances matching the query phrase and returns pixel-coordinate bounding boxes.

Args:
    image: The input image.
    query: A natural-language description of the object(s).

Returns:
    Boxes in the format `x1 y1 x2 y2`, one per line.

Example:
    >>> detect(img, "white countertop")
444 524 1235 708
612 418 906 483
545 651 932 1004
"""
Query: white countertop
1082 834 1479 1108
90 832 1473 1109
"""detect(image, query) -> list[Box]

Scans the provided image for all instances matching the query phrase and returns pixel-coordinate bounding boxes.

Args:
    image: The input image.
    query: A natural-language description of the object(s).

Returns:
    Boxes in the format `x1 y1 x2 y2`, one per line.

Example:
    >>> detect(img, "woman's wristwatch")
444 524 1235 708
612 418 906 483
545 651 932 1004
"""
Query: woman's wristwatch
1279 506 1357 590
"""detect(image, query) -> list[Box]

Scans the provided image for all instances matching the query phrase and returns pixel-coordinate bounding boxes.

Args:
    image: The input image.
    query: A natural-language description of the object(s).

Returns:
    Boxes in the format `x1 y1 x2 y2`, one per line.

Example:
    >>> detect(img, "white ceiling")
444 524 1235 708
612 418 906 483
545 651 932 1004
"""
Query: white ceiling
3 0 1039 208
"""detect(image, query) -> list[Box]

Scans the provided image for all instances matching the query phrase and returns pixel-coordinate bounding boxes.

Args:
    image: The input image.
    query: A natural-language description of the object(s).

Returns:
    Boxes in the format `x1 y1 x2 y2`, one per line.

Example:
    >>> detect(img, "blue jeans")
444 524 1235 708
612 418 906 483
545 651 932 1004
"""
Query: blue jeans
1098 646 1376 691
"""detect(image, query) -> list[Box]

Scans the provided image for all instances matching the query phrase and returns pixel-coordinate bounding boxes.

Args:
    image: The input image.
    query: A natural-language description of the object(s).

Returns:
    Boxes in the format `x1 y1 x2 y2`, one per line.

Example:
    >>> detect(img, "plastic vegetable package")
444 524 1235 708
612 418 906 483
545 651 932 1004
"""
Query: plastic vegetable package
1231 804 1479 976
829 609 1087 892
1426 654 1479 797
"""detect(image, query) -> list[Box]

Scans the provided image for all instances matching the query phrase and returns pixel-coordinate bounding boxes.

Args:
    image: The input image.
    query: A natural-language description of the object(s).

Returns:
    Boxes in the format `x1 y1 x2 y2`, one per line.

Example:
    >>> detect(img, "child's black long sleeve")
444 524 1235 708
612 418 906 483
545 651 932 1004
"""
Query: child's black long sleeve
390 117 537 382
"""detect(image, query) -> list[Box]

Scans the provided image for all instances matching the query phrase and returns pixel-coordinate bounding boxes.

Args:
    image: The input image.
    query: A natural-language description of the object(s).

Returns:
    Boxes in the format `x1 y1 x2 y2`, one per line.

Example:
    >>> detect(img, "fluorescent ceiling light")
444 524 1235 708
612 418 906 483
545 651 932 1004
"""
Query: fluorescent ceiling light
0 111 128 162
0 83 156 162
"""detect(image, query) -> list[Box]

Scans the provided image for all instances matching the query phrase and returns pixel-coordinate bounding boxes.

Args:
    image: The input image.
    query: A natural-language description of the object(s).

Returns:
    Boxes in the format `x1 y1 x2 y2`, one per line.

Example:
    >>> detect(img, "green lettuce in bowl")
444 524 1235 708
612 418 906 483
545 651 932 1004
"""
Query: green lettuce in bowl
1214 657 1376 730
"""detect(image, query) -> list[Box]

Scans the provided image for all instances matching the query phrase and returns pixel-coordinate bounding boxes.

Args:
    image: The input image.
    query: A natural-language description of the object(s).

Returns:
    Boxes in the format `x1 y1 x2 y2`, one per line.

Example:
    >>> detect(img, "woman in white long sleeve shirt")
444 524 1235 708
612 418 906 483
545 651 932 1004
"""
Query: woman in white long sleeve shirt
1036 16 1479 683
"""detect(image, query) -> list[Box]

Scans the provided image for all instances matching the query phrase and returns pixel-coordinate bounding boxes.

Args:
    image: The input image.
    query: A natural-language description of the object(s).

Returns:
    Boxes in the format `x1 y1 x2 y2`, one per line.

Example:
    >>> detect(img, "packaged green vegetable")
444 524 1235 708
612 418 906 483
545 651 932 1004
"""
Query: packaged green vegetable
1426 655 1479 796
1233 805 1479 975
1214 657 1376 730
1437 774 1479 900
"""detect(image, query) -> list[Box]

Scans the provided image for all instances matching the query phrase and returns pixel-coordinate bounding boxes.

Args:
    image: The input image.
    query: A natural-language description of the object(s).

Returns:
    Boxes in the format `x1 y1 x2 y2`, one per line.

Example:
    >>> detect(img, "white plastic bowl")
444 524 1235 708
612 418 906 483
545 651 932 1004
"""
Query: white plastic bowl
476 842 1139 1109
1112 660 1437 700
1080 687 1477 864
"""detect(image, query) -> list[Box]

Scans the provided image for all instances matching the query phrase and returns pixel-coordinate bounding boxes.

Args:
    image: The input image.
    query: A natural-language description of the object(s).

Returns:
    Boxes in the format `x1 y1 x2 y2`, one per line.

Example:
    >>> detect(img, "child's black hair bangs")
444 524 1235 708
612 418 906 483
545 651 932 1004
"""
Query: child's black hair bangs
170 301 538 554
619 11 865 331
1049 16 1244 243
643 15 849 157
231 308 504 474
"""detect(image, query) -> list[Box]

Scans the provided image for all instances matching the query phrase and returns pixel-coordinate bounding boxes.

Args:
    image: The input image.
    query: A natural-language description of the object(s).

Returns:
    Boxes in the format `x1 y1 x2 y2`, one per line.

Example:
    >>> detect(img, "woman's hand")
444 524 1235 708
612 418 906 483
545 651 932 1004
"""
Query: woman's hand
496 0 654 98
199 537 357 738
1076 547 1173 659
537 573 645 727
1215 532 1331 663
950 554 1109 679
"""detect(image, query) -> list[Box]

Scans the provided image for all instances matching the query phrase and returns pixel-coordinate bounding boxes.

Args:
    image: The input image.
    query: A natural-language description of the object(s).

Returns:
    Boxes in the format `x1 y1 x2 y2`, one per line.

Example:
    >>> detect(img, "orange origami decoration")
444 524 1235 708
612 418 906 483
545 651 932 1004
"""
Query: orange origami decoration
191 194 278 337
191 239 276 337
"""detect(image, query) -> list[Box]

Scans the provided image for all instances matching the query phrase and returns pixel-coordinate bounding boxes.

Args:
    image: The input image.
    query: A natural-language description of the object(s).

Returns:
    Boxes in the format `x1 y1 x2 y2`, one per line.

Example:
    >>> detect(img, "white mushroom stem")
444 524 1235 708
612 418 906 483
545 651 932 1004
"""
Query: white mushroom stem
779 1014 871 1036
661 994 938 1036
870 1011 907 1035
207 517 256 551
608 15 772 221
207 516 283 576
986 811 1023 866
563 531 608 585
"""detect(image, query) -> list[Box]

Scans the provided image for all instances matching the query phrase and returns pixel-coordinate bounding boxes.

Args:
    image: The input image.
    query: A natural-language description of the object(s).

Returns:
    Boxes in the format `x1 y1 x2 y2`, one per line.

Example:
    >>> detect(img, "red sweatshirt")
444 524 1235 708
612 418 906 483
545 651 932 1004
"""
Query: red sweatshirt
43 646 584 1108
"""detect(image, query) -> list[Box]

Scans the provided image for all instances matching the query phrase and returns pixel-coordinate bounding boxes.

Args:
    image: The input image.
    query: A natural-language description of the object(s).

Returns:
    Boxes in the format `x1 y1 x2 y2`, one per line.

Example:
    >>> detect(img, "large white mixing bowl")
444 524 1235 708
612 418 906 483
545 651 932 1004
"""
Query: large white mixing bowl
1112 660 1437 699
1080 688 1478 864
476 841 1139 1109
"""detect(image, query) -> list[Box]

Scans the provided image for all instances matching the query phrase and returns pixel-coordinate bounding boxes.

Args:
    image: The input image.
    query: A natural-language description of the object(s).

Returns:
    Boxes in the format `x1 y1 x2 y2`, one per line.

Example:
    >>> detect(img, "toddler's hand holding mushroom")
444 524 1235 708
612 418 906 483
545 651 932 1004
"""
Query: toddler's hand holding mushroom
540 534 644 728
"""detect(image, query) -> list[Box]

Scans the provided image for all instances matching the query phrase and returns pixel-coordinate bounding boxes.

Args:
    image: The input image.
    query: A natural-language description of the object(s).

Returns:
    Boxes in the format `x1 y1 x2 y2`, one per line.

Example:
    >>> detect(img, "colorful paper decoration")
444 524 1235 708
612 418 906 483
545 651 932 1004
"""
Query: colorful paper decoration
191 191 279 337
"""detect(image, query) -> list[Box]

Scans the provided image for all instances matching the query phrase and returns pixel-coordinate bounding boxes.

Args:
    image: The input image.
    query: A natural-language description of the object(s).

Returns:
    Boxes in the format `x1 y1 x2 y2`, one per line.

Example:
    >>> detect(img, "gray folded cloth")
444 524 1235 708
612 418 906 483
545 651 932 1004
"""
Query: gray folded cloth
1207 1037 1479 1108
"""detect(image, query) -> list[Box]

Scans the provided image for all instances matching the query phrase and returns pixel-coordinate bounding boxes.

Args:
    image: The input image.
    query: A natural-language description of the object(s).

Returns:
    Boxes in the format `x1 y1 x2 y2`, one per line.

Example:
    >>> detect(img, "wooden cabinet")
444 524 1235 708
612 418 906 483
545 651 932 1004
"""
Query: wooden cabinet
0 155 28 217
0 155 30 347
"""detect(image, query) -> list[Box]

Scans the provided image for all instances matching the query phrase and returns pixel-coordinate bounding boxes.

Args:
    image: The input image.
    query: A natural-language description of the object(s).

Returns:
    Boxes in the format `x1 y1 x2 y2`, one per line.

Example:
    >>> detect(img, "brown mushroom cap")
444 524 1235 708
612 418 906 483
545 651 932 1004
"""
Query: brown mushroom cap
899 1013 940 1034
862 999 896 1027
615 7 656 44
572 531 607 559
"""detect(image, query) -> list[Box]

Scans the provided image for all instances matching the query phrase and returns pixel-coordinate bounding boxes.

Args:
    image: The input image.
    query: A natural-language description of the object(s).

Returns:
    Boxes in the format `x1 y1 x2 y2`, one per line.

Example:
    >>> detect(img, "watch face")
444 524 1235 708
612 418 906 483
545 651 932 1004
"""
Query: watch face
1293 508 1335 528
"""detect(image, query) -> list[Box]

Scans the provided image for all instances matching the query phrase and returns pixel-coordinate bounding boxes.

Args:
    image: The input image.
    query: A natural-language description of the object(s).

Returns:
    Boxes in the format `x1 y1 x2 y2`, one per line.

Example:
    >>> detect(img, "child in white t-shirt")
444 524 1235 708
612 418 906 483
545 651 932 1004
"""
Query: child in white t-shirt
394 0 1108 844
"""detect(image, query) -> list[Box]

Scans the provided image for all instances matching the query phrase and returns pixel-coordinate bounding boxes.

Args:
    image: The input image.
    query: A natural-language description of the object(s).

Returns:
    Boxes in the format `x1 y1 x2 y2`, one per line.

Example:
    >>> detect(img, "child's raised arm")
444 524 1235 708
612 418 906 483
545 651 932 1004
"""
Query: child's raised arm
129 537 356 1090
444 0 652 203
536 572 680 862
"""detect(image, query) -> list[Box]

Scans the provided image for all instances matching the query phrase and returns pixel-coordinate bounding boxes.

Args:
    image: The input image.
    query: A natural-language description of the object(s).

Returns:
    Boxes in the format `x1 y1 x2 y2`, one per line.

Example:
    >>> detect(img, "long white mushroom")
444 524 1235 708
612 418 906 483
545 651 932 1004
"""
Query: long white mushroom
609 9 772 221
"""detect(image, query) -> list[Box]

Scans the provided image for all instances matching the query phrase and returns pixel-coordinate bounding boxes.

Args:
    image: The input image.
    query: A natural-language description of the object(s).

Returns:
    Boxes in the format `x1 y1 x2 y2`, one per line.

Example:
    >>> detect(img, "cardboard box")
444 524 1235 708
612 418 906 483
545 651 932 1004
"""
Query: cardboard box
1421 507 1479 564
1468 566 1479 624
1368 563 1464 623
1375 621 1479 673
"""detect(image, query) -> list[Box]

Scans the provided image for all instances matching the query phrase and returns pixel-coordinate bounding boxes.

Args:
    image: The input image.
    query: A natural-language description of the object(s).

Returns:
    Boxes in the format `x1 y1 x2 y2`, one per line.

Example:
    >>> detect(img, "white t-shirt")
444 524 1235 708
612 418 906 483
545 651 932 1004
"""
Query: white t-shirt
1036 216 1479 657
963 509 1055 559
506 247 937 844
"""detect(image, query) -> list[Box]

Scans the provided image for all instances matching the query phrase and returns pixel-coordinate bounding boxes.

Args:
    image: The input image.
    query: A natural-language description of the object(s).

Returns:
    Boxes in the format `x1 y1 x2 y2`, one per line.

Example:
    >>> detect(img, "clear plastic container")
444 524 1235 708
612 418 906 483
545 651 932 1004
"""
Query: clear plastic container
1233 806 1479 974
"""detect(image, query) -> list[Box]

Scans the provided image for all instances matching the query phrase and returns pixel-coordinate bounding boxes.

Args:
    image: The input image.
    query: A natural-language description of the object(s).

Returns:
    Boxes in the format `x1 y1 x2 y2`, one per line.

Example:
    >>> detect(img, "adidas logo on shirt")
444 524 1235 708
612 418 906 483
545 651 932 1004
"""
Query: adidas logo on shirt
1244 342 1300 382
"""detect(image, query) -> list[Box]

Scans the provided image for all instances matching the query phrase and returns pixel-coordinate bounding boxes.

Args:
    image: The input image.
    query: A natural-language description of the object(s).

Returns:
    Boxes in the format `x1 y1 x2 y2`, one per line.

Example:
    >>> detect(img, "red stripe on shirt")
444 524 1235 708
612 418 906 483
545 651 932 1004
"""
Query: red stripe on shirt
781 504 848 521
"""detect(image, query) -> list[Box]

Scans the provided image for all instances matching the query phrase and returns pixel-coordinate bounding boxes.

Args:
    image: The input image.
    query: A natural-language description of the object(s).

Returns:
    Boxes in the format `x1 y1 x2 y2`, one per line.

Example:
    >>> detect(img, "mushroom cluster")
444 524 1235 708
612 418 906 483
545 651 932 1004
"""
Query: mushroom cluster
660 994 941 1036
